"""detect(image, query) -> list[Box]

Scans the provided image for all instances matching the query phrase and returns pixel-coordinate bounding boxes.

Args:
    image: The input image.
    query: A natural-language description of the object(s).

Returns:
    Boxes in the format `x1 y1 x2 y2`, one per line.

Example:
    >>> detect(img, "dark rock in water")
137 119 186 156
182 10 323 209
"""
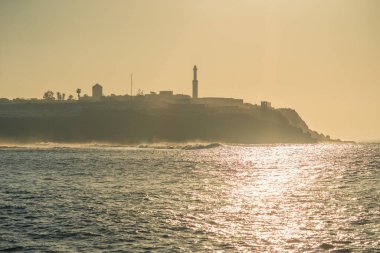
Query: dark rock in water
319 243 334 250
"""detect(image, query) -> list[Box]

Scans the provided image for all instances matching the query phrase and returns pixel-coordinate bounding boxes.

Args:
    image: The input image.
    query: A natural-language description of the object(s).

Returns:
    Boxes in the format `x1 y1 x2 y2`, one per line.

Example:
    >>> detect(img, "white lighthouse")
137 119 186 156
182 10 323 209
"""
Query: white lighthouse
192 65 198 99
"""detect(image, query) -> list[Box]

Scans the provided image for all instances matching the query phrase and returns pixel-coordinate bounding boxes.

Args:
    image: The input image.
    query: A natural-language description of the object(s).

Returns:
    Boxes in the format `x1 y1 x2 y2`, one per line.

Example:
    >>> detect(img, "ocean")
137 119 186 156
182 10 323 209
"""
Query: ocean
0 143 379 252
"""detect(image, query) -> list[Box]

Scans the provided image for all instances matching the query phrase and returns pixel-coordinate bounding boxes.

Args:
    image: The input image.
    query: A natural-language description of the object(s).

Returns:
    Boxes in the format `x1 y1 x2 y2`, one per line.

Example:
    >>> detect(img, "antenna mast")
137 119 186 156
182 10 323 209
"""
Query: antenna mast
130 73 133 96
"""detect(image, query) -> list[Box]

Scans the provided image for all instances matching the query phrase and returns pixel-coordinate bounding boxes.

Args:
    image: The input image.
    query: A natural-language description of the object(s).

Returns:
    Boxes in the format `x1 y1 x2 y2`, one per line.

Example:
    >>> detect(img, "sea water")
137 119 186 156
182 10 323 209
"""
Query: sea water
0 143 379 252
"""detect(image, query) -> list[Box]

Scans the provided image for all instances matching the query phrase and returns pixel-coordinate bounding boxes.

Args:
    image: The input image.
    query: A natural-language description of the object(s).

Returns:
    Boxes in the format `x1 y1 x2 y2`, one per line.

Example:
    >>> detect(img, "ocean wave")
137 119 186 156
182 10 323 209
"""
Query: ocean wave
138 142 222 150
0 142 222 150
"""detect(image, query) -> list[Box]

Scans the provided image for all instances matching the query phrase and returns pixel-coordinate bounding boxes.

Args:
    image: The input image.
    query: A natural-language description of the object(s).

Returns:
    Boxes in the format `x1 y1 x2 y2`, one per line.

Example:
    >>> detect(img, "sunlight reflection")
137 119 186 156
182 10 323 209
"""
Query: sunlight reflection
197 145 324 250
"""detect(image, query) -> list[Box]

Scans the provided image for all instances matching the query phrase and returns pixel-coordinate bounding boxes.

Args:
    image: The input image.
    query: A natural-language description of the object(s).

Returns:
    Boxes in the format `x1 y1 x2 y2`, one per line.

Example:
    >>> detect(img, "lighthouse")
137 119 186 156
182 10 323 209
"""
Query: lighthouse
192 65 198 99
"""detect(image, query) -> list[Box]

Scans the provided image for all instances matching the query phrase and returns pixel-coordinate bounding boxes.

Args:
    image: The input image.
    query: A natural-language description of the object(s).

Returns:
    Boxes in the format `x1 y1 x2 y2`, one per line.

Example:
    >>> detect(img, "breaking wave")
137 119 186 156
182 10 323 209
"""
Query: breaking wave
0 141 223 150
138 142 222 150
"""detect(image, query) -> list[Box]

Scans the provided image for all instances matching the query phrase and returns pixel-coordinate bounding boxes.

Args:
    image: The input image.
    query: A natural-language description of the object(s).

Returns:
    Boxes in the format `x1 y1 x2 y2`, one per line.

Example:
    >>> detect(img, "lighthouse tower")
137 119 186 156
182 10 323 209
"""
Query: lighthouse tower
192 65 198 99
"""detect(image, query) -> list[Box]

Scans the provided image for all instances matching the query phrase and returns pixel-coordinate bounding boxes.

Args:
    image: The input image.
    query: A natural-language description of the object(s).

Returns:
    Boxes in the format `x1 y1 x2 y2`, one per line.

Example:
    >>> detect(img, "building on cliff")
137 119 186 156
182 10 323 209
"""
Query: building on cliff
261 101 272 109
92 84 103 99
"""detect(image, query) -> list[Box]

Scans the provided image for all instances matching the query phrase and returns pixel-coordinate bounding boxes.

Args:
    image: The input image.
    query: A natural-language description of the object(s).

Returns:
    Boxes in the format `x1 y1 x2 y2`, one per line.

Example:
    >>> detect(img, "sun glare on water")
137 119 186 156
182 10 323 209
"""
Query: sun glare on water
179 144 357 251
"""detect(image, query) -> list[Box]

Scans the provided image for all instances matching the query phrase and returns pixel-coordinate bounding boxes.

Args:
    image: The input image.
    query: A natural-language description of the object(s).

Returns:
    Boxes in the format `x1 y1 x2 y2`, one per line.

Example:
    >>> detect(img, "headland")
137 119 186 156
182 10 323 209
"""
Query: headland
0 66 338 144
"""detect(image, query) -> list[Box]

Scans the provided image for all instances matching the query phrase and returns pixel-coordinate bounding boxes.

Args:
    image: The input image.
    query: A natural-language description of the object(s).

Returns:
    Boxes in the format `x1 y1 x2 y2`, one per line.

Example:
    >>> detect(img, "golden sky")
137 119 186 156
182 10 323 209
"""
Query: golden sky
0 0 379 141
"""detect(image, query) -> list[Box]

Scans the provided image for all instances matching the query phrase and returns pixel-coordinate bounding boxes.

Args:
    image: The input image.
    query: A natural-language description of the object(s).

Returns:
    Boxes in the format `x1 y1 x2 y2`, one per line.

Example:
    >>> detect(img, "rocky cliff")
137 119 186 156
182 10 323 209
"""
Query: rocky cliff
0 101 334 144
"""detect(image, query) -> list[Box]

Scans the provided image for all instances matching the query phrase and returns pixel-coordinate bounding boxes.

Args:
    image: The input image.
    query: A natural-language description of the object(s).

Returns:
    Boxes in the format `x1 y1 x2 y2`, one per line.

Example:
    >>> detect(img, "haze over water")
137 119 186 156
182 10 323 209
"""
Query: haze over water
1 143 379 252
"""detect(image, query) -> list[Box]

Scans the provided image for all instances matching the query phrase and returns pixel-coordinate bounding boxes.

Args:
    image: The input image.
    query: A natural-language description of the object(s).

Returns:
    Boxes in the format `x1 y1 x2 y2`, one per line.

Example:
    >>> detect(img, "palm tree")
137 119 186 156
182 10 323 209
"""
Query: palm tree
76 88 81 100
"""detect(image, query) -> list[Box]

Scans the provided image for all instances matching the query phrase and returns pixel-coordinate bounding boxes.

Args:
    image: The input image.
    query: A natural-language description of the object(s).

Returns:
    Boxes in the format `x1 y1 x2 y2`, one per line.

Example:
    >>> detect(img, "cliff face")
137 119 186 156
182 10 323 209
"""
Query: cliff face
277 108 309 132
277 108 332 142
0 102 321 144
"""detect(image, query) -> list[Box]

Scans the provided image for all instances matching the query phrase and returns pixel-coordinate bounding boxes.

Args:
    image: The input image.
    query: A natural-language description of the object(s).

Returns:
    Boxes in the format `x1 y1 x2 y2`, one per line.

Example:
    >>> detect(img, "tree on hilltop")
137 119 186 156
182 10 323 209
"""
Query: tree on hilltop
76 89 81 100
43 91 55 101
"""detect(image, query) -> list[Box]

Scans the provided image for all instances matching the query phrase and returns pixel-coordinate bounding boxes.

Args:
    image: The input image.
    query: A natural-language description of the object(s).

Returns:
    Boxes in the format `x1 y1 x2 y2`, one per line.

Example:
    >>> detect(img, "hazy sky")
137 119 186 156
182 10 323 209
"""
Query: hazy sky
0 0 379 141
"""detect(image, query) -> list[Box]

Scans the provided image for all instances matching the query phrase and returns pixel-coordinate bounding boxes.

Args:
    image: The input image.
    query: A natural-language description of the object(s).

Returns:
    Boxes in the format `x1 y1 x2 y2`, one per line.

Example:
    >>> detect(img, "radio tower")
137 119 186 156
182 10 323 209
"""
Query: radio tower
130 73 133 96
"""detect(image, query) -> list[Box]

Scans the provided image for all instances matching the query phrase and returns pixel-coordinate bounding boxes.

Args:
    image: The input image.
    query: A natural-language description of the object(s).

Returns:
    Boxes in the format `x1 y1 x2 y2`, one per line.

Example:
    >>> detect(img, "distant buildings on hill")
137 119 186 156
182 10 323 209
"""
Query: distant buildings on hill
84 65 272 110
0 65 272 110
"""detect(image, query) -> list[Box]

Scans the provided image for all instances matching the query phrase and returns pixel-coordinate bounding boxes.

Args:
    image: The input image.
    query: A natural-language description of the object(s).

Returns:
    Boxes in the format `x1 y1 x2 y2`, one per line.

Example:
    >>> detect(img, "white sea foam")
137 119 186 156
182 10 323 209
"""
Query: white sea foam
0 141 223 150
